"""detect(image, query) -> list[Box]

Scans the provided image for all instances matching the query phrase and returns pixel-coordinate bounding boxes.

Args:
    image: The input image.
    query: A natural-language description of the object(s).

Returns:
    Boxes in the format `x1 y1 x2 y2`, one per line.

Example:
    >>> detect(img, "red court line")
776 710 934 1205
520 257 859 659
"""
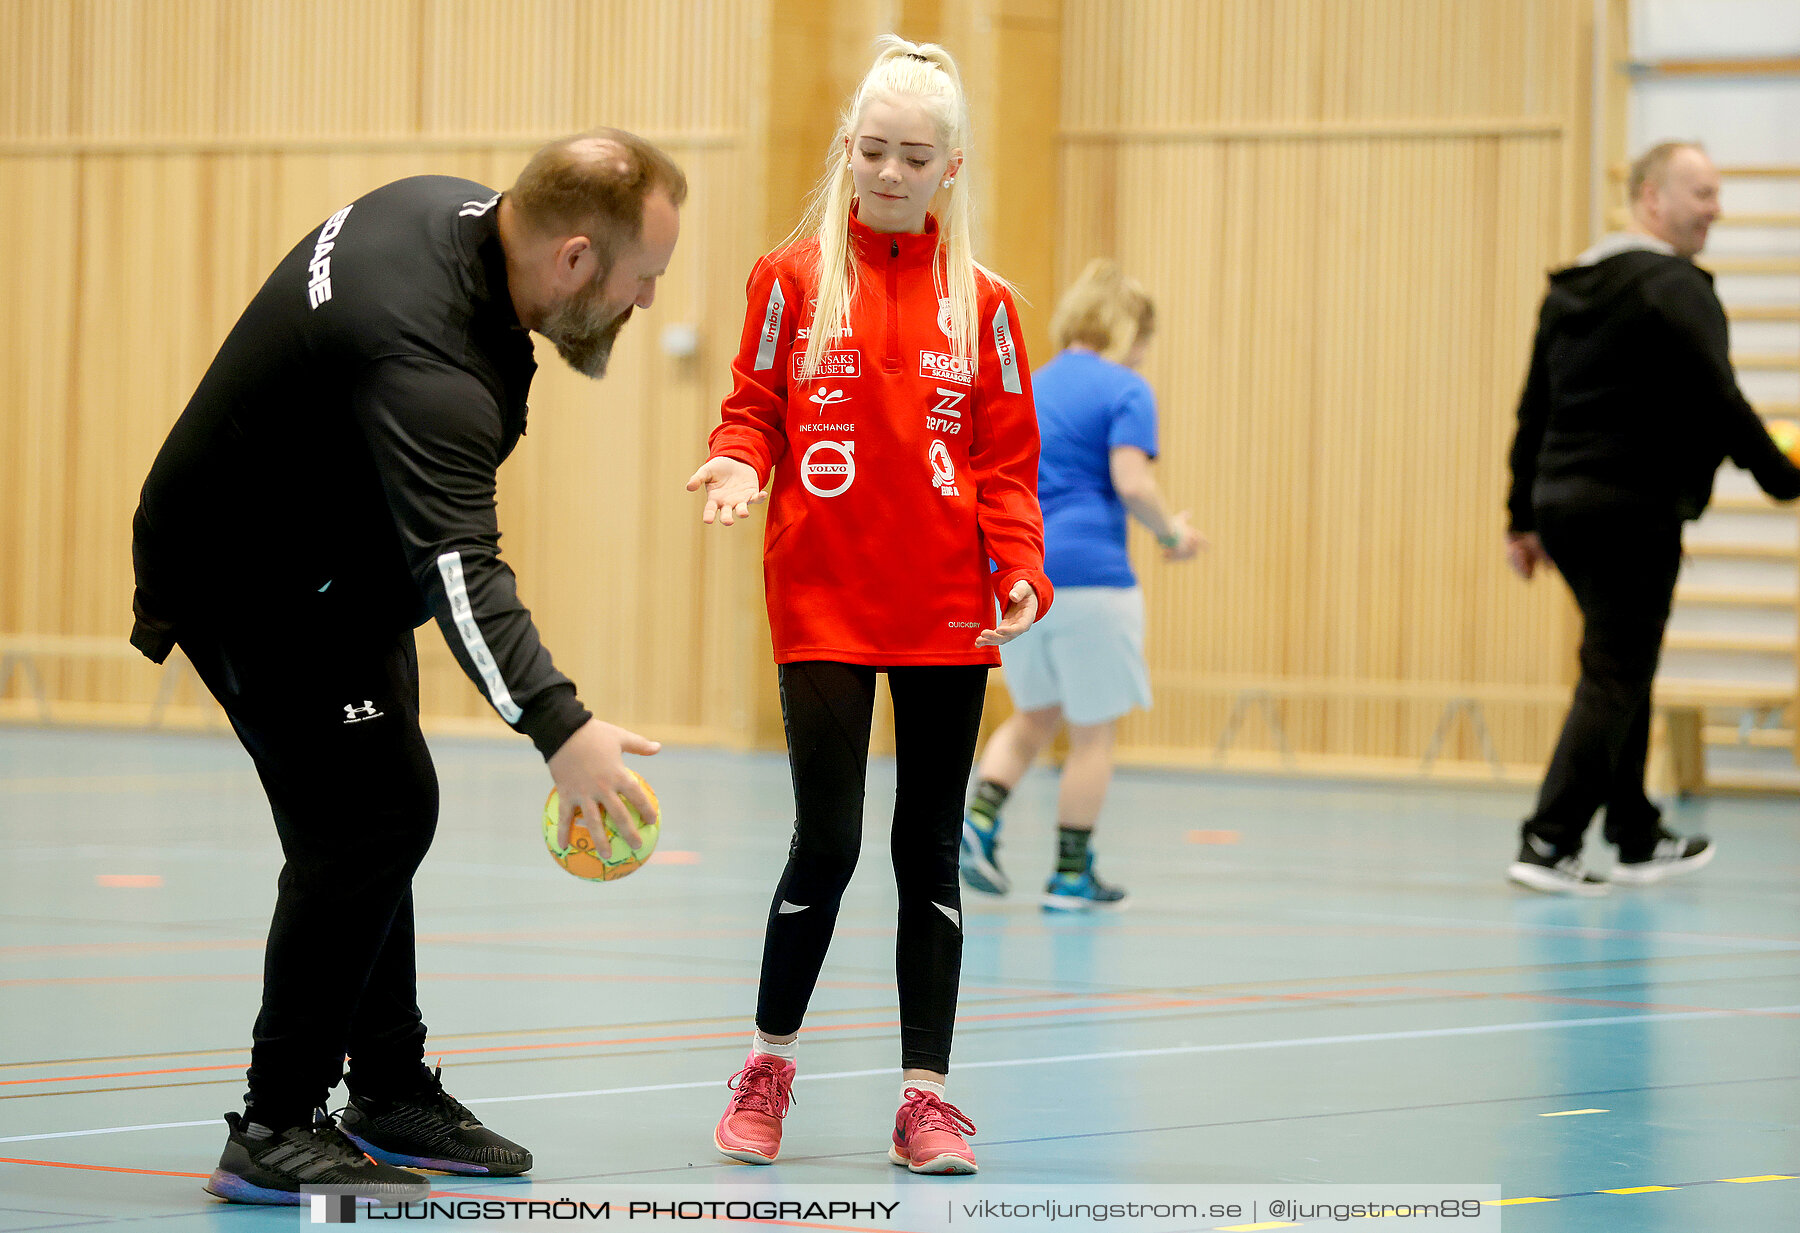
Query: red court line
0 1155 207 1179
6 921 1798 960
20 983 1785 1090
1 1006 1169 1085
0 968 1040 997
1495 990 1800 1017
0 985 1428 1088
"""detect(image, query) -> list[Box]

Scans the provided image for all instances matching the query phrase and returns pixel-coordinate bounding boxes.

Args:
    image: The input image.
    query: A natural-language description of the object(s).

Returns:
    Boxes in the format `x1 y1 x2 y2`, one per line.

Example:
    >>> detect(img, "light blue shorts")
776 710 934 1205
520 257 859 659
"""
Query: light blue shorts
999 585 1151 726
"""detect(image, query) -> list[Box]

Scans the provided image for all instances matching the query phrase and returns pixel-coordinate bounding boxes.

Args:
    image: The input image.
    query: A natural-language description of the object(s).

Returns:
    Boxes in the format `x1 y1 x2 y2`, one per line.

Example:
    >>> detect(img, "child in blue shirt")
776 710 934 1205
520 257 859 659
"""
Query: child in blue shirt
959 259 1205 909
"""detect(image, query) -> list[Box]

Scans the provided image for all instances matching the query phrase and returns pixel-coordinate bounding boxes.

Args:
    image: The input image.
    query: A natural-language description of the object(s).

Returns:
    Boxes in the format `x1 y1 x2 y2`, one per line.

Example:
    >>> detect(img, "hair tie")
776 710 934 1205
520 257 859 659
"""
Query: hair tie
905 52 930 62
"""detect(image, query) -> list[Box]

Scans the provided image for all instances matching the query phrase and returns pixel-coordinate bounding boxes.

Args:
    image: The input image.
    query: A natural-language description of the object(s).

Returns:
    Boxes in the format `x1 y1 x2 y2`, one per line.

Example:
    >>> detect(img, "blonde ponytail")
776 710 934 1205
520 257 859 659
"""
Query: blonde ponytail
789 34 1007 379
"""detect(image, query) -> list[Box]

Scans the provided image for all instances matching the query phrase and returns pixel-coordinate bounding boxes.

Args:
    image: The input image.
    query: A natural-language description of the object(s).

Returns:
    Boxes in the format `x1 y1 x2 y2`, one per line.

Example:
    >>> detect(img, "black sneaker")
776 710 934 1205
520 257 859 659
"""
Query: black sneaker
204 1110 430 1206
1611 834 1714 885
1507 835 1608 896
340 1066 532 1176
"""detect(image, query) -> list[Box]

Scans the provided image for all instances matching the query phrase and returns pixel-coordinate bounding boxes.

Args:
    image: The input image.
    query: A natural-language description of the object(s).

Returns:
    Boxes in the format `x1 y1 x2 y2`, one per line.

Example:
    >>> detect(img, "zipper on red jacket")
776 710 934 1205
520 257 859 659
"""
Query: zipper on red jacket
884 238 901 374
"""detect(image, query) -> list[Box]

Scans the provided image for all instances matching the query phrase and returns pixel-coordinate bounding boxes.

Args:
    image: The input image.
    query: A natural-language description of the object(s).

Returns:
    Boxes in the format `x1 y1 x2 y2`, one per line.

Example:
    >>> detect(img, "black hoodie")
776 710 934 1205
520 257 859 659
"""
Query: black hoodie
1506 237 1800 533
131 176 592 758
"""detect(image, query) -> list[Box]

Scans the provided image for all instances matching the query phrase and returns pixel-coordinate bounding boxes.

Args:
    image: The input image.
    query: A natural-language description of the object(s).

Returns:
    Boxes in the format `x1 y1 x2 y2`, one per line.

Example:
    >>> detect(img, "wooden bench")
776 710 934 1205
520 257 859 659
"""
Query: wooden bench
0 634 201 726
1194 677 1567 779
1650 682 1795 795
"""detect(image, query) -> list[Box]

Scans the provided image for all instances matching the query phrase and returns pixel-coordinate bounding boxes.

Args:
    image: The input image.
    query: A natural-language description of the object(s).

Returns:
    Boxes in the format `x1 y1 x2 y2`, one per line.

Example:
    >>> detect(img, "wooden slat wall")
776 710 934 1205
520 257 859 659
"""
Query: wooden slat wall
1056 0 1592 776
0 0 770 745
3 0 1602 780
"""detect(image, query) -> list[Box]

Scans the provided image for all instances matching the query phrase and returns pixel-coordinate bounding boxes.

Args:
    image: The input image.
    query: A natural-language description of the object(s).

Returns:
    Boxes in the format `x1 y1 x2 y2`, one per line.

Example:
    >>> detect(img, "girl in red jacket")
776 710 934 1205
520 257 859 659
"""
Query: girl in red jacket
688 36 1050 1175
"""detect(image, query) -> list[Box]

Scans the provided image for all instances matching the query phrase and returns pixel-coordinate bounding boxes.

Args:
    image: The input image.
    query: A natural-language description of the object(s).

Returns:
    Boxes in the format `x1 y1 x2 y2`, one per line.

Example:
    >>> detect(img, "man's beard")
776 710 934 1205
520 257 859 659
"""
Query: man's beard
542 283 632 379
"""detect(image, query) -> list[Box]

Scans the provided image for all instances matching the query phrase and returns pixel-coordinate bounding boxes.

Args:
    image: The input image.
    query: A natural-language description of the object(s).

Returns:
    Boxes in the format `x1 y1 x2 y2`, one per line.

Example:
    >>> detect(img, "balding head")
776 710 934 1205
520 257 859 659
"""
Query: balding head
1628 141 1720 259
508 129 688 265
499 129 685 378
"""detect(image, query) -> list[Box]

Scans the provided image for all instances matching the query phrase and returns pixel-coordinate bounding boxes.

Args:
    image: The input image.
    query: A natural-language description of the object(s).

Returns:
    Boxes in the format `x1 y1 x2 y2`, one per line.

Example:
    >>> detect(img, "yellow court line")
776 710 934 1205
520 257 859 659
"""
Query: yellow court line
1487 1197 1558 1206
1721 1175 1796 1183
1539 1108 1608 1116
1602 1186 1677 1194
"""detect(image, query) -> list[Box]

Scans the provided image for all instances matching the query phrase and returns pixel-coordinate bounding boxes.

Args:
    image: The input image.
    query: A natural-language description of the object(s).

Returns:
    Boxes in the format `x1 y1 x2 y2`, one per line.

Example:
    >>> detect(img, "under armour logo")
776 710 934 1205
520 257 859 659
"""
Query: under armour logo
342 701 383 723
808 388 849 411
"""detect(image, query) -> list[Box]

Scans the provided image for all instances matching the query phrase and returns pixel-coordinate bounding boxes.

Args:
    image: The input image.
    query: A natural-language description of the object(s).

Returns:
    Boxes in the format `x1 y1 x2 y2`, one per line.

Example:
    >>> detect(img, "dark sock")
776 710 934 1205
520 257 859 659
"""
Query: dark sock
968 779 1010 831
1056 826 1092 874
346 1060 435 1104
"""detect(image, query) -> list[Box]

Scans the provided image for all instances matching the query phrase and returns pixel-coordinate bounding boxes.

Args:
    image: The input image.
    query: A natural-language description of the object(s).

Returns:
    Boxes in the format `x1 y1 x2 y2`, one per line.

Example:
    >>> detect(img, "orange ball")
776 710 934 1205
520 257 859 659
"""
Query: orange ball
1768 418 1800 466
542 772 660 881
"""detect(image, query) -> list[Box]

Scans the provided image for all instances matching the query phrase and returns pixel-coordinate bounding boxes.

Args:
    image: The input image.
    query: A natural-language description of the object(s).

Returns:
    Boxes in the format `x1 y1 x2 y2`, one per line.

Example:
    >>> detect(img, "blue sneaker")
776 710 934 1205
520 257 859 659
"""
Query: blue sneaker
959 814 1010 895
1041 856 1128 911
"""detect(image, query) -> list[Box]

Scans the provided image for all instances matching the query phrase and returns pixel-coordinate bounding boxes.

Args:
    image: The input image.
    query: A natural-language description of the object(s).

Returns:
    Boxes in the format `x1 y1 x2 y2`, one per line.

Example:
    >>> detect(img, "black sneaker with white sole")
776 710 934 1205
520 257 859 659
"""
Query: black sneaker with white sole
1507 836 1609 896
340 1066 532 1176
1611 834 1713 885
204 1110 430 1206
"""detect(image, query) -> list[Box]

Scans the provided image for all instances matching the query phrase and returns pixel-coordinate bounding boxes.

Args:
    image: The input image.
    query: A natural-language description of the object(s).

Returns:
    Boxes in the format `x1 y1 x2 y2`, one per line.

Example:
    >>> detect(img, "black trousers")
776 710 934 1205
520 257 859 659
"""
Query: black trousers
1522 506 1682 859
180 614 437 1126
757 661 988 1073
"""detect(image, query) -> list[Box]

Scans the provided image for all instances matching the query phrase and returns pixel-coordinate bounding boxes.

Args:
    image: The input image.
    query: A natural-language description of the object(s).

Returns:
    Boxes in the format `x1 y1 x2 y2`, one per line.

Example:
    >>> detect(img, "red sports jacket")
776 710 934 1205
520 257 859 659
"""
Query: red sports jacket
710 212 1053 666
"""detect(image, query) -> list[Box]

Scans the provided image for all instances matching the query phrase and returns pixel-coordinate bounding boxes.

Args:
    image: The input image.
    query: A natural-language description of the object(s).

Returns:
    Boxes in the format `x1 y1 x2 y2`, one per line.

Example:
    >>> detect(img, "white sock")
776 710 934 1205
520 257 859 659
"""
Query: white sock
751 1030 796 1061
902 1079 945 1105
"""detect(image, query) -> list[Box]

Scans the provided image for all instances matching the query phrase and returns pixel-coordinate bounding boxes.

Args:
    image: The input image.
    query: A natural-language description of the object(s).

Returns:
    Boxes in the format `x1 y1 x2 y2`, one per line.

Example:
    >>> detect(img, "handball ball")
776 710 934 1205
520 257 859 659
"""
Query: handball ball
1768 419 1800 466
543 772 660 881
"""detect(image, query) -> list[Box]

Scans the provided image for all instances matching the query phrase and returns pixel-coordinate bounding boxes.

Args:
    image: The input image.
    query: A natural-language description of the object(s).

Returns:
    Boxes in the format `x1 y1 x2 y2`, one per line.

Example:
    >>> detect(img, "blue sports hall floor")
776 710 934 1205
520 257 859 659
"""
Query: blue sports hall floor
1 726 1796 1231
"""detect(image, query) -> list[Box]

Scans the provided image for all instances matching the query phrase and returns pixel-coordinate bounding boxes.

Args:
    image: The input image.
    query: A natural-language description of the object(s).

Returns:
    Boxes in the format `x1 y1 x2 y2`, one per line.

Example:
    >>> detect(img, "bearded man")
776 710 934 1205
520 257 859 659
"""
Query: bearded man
1504 141 1800 896
129 130 682 1203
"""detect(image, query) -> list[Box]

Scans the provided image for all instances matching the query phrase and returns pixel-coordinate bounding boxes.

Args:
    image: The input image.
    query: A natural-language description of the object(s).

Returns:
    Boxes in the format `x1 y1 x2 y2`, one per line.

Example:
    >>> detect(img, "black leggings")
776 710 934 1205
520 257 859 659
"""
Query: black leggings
757 661 988 1073
180 616 438 1127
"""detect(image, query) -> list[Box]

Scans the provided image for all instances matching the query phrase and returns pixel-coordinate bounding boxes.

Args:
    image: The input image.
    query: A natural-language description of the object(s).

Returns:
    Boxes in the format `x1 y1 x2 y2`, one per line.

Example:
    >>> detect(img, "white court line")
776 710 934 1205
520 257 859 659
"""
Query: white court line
5 1003 1795 1146
0 1117 219 1143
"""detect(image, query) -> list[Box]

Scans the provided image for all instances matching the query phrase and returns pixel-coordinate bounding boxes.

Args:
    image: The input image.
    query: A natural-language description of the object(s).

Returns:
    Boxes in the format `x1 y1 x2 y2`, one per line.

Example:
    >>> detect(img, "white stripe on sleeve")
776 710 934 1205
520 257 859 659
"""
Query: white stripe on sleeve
435 551 523 724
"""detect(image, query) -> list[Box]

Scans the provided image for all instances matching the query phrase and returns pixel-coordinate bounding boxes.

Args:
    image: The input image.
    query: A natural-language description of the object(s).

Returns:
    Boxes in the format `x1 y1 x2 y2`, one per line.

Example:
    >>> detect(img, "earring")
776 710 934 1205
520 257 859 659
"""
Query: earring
942 178 954 188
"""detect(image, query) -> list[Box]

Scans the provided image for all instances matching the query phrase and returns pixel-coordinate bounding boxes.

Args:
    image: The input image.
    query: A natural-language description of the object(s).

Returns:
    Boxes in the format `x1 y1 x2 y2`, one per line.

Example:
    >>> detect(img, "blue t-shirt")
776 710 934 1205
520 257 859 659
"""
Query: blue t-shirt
1034 349 1159 588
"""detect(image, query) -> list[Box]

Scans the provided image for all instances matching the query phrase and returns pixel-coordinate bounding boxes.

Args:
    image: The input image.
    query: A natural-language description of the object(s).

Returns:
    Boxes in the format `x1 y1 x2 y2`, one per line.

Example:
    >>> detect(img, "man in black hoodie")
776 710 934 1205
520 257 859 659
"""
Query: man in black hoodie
133 131 683 1203
1504 141 1800 896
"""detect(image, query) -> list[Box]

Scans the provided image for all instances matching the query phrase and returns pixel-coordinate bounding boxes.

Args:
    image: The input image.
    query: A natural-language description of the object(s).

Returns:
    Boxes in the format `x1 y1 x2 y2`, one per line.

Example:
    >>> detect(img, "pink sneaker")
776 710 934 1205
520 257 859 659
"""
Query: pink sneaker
713 1052 795 1164
889 1088 978 1174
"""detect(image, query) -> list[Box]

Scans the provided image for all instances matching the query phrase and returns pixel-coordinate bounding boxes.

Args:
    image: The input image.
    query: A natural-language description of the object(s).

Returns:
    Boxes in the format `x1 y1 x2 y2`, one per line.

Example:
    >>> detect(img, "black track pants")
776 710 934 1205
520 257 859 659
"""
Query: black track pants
180 616 438 1126
757 661 988 1073
1522 506 1682 858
